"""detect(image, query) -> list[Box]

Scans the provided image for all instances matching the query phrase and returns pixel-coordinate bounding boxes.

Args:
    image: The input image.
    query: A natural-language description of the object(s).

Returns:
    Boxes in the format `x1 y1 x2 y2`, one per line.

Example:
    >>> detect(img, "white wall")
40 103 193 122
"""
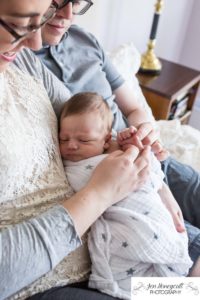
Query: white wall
75 0 200 128
76 0 194 60
179 0 200 71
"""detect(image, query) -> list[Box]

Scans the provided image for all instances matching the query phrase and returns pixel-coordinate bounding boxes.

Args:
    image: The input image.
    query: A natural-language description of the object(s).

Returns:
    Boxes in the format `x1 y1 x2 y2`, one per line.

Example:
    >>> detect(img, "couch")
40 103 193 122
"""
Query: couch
20 44 200 299
109 43 200 172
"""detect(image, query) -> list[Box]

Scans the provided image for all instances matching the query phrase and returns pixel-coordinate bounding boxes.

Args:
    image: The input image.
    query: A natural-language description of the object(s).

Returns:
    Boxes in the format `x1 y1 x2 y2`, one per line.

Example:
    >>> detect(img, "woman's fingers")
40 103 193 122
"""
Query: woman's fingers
89 145 151 207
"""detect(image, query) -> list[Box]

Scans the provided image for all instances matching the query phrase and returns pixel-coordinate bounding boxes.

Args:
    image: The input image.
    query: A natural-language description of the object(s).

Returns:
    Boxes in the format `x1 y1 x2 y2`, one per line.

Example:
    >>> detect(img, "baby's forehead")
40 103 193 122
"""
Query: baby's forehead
61 111 106 133
80 123 105 136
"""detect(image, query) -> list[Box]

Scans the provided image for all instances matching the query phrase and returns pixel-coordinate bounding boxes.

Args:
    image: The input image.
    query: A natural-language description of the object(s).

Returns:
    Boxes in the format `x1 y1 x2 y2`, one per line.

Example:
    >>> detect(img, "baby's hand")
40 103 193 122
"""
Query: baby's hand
117 126 144 151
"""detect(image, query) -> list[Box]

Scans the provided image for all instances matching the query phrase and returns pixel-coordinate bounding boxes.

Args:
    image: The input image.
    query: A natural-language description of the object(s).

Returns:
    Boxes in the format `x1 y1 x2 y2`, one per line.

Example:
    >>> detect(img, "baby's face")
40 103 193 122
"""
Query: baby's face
59 112 110 162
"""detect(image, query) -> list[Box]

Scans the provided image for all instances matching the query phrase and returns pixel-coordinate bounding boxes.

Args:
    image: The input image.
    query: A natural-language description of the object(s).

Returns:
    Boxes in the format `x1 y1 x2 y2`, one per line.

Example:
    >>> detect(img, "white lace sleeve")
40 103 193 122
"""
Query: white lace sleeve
14 48 71 117
0 206 81 300
0 66 87 300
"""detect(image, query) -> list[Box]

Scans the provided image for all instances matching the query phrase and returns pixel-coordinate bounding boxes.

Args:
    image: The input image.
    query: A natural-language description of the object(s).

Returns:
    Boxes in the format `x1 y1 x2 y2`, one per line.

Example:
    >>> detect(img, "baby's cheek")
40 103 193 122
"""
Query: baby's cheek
59 143 65 155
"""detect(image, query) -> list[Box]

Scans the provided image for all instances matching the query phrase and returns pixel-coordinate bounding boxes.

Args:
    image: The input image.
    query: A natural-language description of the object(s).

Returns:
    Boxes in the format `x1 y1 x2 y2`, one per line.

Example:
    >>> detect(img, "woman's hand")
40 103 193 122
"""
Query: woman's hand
89 145 151 206
63 146 151 236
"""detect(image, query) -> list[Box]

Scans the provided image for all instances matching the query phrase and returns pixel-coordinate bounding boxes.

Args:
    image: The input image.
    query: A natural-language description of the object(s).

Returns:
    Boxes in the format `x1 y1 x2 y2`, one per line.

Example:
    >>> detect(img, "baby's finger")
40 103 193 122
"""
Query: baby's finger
117 132 123 142
129 125 137 134
122 131 131 139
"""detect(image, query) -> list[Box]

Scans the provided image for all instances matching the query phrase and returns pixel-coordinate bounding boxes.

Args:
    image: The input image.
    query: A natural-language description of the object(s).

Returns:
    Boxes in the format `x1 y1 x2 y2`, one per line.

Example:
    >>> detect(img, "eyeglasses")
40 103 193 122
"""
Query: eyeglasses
0 0 93 44
58 0 93 15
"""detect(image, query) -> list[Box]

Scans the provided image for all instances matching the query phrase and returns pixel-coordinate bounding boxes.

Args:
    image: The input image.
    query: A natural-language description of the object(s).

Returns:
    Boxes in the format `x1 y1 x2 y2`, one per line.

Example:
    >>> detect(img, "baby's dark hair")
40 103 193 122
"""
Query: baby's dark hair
61 92 113 133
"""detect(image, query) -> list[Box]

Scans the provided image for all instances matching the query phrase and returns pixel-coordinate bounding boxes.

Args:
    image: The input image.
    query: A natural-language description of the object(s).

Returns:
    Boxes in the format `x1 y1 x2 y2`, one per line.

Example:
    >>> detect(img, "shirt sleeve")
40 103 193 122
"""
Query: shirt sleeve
14 48 71 118
89 33 125 92
102 52 125 92
0 205 81 300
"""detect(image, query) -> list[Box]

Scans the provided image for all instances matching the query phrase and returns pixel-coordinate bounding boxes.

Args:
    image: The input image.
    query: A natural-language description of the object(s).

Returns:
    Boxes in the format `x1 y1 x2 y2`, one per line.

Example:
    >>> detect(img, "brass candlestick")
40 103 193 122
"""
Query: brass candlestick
139 0 164 75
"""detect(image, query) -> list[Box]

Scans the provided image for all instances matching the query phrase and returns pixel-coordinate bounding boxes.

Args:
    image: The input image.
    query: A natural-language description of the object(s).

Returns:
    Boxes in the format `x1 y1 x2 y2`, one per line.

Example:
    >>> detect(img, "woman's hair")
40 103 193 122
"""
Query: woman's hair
61 92 113 132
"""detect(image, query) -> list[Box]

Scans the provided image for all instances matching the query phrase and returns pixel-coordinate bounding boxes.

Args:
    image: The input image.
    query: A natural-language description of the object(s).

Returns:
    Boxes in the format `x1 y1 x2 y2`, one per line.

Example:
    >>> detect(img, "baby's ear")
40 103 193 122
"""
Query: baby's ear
103 133 112 150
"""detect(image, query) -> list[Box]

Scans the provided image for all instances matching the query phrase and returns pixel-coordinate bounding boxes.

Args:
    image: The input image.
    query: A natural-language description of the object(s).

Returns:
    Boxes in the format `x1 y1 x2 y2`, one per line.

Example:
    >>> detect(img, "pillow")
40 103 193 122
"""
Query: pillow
157 119 200 171
109 43 155 122
109 43 200 172
108 42 141 76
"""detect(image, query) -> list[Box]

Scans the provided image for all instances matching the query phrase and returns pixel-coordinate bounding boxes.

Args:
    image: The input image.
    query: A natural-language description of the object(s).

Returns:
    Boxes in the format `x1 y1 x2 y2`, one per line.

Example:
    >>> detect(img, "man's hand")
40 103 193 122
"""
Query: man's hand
151 140 169 161
136 122 169 161
117 123 169 161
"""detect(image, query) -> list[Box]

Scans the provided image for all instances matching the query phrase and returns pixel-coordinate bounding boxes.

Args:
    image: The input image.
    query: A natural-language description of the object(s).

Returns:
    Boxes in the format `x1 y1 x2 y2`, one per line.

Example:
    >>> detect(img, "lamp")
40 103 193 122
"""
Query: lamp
139 0 164 75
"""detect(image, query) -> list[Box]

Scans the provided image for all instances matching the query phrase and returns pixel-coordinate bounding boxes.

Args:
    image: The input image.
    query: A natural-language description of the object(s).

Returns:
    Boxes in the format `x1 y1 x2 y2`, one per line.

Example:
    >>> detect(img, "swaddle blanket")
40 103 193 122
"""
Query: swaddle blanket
63 154 192 300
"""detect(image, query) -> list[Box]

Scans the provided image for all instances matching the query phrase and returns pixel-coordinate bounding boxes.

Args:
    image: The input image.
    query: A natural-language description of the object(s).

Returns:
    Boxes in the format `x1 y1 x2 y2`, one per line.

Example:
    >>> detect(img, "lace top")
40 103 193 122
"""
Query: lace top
0 65 91 300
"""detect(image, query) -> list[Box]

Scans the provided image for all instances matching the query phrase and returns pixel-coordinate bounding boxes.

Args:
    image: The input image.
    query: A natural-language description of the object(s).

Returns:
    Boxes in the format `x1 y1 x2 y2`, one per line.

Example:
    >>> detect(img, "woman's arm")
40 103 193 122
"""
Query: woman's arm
62 146 150 236
0 146 150 299
0 205 81 300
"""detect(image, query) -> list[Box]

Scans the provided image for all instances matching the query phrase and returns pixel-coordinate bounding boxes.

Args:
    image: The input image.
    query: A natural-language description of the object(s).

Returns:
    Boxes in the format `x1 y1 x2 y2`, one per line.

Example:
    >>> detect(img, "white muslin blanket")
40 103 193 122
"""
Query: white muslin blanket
63 154 192 300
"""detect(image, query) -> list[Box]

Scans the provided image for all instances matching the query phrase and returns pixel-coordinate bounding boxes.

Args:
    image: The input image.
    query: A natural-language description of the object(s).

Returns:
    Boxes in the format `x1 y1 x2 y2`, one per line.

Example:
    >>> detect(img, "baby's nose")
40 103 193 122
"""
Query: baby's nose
67 140 78 150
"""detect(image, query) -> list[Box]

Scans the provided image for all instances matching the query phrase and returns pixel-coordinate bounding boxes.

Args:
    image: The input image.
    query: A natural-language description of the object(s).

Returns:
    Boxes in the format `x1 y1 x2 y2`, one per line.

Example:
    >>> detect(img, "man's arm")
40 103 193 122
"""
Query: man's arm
114 82 151 127
114 82 168 161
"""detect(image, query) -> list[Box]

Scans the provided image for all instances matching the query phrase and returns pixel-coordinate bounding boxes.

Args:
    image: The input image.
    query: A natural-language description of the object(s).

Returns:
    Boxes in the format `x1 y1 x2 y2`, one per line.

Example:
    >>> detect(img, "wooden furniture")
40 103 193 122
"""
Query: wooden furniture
136 58 200 124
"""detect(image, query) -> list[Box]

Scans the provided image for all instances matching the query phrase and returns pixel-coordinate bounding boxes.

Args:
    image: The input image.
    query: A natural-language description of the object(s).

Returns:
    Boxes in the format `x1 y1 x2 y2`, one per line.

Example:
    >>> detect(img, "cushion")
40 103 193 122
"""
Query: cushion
109 43 200 172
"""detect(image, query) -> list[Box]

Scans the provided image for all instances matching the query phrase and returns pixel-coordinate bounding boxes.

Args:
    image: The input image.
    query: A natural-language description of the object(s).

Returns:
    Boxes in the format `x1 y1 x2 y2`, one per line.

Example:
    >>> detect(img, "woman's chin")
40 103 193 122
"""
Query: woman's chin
0 61 10 72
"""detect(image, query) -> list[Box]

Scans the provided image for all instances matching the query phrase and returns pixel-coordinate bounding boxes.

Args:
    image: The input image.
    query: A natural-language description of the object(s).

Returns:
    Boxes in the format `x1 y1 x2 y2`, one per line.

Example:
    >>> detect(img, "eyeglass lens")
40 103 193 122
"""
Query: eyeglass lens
1 0 93 44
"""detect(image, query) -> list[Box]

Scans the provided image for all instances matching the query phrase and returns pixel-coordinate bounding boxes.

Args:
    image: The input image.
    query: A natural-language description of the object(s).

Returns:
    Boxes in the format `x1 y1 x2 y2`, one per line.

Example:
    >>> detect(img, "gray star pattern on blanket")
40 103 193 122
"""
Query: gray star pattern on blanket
122 242 128 248
126 268 135 276
102 233 106 241
167 266 174 272
143 211 149 215
154 233 158 239
86 165 93 170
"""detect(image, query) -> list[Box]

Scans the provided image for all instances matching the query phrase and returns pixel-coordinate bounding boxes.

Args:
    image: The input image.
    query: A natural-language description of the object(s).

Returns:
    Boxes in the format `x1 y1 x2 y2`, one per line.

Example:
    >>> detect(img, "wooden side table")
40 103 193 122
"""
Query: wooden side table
136 59 200 124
